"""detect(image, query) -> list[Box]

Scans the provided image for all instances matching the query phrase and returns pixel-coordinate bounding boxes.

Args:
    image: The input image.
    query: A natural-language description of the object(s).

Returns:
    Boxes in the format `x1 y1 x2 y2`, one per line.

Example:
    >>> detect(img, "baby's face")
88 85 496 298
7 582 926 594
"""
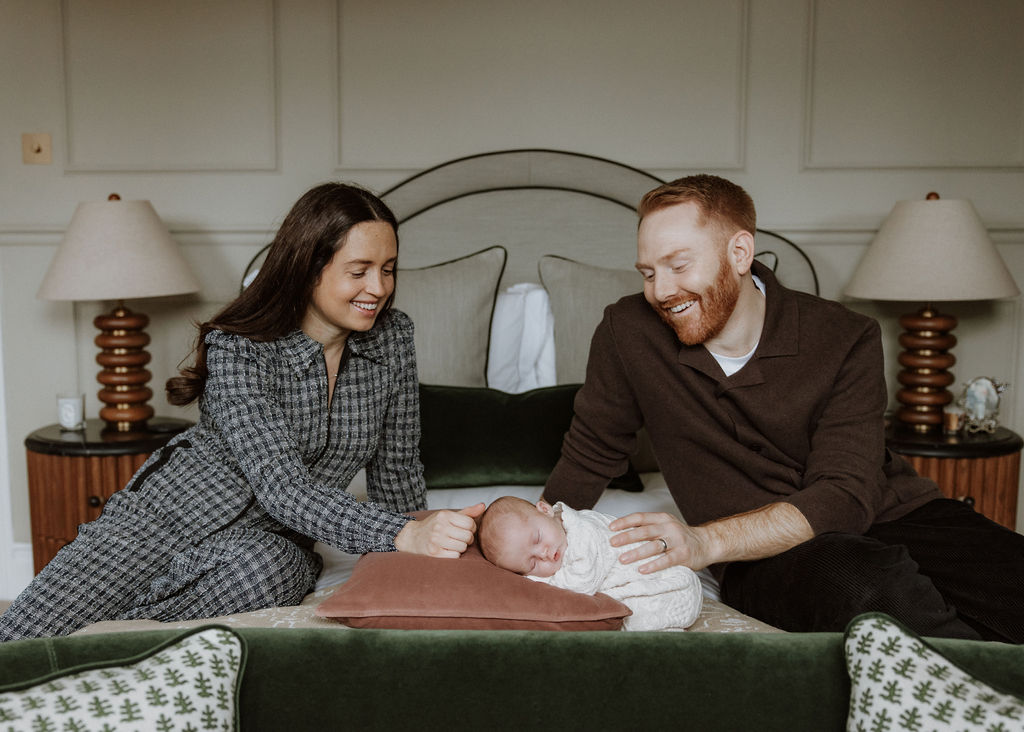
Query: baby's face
498 502 568 577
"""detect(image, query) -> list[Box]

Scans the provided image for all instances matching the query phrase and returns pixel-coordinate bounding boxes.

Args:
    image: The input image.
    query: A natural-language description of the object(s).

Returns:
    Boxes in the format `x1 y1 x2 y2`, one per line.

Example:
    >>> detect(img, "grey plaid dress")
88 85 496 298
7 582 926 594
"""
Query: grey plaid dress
0 309 427 640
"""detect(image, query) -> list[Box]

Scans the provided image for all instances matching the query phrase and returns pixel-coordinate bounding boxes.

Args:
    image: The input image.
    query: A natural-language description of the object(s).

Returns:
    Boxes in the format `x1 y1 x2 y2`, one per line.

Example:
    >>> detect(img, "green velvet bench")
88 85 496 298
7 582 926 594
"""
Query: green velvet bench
3 620 1023 730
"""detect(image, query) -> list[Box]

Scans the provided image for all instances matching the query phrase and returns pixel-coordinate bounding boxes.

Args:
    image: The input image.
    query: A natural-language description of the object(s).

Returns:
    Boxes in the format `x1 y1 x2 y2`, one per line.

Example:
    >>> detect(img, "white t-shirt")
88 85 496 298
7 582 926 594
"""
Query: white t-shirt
709 274 765 377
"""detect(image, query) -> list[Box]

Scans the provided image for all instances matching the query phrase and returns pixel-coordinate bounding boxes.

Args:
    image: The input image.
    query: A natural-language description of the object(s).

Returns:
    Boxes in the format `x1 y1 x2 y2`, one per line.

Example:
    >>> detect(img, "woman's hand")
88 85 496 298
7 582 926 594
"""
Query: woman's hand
394 503 485 558
609 511 713 573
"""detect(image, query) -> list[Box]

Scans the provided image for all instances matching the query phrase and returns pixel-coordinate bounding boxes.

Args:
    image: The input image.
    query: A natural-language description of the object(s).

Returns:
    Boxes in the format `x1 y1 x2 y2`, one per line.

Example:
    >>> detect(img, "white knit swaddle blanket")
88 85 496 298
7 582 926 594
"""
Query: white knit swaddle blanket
528 503 702 631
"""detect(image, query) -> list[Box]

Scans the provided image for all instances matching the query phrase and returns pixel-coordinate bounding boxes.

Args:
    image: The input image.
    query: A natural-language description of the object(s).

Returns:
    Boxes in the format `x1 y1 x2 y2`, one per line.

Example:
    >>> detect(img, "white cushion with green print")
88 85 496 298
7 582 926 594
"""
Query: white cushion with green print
0 626 244 732
845 613 1024 732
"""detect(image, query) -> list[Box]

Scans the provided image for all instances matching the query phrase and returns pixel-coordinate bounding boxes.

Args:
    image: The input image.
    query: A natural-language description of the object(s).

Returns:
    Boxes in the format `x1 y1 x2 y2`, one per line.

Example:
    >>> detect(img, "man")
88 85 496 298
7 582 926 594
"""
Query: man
543 174 1024 642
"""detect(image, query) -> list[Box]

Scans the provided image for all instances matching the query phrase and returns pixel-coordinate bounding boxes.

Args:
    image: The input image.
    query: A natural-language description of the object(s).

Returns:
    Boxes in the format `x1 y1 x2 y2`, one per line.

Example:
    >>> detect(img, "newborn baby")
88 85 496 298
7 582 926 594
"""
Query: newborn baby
478 496 702 631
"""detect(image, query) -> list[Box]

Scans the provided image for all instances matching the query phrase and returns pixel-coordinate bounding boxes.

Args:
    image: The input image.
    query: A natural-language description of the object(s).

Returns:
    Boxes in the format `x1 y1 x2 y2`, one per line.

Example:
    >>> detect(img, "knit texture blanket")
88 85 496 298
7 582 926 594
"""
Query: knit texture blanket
529 503 702 631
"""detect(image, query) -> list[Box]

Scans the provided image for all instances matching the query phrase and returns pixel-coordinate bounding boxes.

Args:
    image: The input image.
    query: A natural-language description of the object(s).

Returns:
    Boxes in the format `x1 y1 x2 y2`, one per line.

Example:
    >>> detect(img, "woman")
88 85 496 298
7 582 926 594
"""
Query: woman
0 183 481 641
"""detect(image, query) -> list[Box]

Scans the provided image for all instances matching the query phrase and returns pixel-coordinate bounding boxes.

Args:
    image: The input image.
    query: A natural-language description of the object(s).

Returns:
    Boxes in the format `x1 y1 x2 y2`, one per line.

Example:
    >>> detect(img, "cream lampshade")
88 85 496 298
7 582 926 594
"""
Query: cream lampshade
38 194 200 433
844 194 1019 433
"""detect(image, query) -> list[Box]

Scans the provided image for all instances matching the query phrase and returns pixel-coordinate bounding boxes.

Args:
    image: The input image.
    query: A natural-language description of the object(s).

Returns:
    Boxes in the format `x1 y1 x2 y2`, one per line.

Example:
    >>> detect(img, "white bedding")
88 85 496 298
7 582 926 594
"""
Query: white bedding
486 282 556 393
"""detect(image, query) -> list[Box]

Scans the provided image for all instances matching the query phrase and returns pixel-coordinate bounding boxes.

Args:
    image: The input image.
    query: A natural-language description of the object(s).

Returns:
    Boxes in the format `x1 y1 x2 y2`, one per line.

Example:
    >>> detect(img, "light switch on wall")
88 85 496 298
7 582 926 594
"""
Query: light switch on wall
22 133 52 165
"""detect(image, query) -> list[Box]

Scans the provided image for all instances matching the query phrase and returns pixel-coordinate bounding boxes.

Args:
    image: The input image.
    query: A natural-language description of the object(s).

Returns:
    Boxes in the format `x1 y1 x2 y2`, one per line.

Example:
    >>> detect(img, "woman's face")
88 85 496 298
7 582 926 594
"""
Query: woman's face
302 220 397 343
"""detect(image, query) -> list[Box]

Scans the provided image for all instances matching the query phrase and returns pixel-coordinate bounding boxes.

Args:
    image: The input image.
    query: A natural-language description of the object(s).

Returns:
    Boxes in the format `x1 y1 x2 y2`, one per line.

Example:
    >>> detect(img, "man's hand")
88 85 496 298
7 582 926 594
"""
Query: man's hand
394 503 485 558
610 512 716 572
610 503 814 573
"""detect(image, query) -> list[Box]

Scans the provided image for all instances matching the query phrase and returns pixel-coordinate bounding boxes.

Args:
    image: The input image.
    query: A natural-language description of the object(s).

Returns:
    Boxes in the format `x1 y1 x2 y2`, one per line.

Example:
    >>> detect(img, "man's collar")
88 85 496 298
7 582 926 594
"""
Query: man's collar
749 260 799 358
673 260 799 379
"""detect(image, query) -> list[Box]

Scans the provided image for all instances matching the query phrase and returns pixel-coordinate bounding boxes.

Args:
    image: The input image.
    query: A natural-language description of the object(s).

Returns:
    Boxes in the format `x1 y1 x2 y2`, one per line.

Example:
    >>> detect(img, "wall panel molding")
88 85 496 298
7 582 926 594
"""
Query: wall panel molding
61 0 279 172
803 0 1024 170
5 227 1023 247
336 0 750 171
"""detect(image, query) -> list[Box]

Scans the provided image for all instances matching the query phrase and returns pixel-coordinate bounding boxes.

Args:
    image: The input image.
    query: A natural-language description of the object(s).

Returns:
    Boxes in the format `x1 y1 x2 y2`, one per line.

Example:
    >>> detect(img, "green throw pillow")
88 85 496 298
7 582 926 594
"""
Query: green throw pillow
0 626 245 732
419 383 642 491
844 613 1024 731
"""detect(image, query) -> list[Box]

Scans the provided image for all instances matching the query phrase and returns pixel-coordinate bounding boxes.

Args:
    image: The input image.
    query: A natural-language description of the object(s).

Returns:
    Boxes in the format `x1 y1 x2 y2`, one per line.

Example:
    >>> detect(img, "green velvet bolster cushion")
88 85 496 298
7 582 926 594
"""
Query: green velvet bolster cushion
419 383 642 490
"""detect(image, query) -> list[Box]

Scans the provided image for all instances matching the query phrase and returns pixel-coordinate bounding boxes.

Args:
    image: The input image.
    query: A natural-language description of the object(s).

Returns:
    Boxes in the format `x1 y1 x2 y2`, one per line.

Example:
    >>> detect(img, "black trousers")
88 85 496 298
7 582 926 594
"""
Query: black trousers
720 498 1024 643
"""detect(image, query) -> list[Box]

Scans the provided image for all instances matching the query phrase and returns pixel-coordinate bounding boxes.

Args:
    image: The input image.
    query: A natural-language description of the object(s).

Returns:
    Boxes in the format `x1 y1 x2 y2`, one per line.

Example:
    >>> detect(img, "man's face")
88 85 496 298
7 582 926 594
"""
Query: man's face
636 202 741 346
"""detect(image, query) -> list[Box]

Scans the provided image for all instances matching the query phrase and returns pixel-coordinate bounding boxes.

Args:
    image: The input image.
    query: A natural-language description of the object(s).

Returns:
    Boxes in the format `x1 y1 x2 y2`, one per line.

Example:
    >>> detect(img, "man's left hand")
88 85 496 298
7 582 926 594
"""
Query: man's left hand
609 512 714 573
610 503 814 573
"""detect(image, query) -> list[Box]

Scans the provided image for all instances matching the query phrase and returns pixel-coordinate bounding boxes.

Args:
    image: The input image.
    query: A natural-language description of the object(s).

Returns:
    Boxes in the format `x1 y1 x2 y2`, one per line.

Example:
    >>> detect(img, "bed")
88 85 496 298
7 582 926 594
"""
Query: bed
77 149 821 636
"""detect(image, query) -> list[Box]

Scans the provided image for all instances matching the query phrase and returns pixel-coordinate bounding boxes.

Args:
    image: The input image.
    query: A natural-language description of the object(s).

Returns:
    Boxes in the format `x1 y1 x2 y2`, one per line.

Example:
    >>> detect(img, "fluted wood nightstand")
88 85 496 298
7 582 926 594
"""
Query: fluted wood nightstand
24 417 192 573
885 424 1022 530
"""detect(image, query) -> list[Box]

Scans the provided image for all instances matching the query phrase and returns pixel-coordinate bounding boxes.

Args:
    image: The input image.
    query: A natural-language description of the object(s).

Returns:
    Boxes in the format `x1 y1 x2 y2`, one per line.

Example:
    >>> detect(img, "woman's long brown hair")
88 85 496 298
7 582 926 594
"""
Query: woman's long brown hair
166 183 398 406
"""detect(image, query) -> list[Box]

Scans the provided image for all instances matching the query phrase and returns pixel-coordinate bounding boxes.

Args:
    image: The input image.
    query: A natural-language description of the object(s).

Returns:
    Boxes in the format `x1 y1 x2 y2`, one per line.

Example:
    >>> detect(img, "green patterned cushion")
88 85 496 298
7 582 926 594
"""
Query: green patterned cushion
0 626 244 731
844 613 1024 731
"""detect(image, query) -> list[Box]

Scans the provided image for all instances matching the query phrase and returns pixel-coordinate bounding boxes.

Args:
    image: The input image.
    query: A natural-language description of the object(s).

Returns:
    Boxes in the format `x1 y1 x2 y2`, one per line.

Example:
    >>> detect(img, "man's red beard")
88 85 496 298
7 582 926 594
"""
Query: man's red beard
655 251 741 346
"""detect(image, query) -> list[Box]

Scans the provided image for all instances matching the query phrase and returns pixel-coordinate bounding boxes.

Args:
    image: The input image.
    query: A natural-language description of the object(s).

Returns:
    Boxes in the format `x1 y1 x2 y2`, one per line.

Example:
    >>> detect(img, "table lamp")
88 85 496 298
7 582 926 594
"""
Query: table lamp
37 194 200 433
844 193 1019 433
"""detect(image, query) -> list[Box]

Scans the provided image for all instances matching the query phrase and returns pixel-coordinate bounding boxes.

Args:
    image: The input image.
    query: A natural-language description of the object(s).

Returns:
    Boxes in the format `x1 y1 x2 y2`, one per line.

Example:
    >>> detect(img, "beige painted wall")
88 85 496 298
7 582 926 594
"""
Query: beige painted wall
1 0 1022 595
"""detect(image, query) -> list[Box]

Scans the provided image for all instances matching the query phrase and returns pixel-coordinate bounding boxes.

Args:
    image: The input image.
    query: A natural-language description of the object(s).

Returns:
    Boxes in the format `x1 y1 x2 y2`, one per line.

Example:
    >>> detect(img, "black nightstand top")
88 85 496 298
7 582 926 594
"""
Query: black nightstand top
885 424 1023 460
25 417 193 457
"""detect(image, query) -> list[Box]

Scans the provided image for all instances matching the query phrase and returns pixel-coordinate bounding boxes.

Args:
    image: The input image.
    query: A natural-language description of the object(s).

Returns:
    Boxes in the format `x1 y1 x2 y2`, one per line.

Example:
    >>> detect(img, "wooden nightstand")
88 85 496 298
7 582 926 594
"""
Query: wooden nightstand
885 424 1023 530
24 417 192 574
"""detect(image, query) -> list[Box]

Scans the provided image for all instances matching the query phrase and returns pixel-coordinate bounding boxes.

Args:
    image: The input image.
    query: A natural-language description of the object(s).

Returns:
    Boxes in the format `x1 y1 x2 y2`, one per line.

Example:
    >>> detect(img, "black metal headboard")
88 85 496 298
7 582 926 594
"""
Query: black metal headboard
243 149 818 295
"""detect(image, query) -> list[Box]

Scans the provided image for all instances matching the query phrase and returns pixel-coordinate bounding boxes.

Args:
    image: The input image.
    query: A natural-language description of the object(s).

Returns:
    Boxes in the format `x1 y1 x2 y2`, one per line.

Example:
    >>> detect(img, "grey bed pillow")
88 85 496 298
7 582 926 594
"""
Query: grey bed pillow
538 255 658 471
394 246 507 387
538 255 642 385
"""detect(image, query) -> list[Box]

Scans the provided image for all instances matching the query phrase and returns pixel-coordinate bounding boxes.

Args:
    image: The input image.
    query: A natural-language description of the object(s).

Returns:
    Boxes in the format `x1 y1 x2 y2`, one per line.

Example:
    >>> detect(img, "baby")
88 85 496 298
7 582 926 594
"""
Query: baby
478 496 702 631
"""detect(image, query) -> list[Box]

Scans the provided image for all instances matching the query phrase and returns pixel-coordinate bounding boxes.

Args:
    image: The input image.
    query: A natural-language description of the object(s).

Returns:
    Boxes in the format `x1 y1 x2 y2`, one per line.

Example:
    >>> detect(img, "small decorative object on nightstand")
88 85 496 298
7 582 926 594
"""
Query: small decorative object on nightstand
958 376 1007 434
24 417 192 574
885 421 1022 530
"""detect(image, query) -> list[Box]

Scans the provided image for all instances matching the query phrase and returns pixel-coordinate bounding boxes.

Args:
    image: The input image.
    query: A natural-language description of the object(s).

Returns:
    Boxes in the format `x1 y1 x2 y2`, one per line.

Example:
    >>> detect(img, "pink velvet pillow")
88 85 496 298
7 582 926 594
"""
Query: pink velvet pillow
315 541 630 631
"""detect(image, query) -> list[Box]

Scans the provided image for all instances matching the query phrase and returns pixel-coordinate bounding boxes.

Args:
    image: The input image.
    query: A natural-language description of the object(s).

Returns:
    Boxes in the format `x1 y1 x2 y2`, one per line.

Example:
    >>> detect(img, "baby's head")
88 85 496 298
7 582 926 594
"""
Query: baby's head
478 496 567 577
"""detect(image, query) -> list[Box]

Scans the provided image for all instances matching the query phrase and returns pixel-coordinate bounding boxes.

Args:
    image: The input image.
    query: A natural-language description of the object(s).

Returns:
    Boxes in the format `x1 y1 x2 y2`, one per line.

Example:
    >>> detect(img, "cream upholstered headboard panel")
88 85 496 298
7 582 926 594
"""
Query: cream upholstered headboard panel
241 149 818 296
382 149 658 287
380 149 819 295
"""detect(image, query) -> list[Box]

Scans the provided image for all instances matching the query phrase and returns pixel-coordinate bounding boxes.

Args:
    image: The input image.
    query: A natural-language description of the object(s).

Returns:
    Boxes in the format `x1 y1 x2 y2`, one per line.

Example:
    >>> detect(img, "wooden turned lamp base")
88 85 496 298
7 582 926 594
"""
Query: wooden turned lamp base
94 301 154 433
894 305 957 433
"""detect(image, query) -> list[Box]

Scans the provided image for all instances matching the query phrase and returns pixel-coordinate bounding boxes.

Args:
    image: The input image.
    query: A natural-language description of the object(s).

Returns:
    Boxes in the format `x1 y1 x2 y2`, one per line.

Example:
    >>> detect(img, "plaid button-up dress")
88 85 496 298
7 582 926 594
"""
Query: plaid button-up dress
0 309 427 640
